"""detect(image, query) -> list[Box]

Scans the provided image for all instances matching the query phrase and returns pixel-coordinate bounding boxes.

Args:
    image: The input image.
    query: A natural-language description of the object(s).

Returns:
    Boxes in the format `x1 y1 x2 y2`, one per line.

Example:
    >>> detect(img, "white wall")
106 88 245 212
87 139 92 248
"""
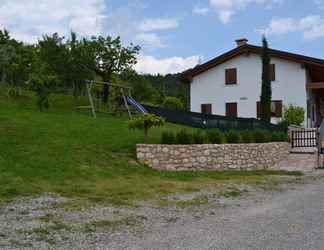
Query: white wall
190 54 307 124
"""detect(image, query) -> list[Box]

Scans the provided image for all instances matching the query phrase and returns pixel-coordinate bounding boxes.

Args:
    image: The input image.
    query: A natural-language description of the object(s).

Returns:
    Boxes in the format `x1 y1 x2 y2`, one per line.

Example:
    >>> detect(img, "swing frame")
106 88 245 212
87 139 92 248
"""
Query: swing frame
77 80 133 118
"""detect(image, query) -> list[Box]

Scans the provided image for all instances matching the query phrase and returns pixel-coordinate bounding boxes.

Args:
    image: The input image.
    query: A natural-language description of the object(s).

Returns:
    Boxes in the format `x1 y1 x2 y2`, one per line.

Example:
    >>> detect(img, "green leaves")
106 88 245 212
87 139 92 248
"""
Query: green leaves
282 105 305 127
260 36 272 123
128 114 164 143
128 114 165 130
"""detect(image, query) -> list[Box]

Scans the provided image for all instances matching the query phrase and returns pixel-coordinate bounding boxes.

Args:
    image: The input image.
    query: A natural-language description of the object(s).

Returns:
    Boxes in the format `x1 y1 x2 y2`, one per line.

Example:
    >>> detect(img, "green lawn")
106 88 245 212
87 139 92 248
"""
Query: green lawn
0 90 301 205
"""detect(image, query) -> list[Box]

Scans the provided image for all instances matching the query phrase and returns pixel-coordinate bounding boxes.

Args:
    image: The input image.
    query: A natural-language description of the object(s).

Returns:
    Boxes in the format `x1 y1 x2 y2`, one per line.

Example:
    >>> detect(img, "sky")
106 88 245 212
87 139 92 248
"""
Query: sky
0 0 324 75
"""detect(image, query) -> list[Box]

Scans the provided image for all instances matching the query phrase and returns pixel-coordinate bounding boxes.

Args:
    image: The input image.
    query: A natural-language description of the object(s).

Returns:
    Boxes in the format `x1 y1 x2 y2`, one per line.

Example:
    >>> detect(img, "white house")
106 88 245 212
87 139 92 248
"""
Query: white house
185 39 324 127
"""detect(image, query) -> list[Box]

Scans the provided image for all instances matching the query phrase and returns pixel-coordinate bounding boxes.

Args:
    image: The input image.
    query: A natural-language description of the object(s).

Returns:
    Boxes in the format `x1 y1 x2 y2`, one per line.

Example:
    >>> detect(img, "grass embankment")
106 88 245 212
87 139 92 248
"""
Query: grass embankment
0 90 301 205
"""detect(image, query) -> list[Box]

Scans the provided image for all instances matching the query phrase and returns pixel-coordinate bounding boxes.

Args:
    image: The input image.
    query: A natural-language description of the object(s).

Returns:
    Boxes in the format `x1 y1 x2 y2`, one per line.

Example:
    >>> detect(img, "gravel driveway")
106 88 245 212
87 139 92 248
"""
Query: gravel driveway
1 173 324 250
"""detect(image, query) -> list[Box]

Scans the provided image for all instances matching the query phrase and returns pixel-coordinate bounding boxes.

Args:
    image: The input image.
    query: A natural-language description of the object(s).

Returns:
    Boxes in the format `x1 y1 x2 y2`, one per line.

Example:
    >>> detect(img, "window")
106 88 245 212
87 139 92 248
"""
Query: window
201 104 212 114
225 68 237 85
257 100 282 118
270 64 276 81
226 103 238 117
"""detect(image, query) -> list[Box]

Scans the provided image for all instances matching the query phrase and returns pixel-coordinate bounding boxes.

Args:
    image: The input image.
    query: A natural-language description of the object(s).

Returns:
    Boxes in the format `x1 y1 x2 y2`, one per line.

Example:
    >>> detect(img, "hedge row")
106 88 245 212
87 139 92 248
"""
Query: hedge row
161 129 289 145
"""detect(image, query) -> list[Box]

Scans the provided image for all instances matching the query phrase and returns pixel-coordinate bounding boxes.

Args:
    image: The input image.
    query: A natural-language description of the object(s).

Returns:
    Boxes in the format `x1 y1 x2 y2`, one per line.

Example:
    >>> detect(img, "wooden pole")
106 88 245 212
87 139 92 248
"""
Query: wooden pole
86 81 97 118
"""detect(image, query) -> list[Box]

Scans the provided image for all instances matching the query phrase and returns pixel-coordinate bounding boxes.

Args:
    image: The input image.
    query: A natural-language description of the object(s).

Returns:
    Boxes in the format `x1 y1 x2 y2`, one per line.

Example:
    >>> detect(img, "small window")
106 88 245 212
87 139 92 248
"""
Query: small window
225 68 237 85
201 104 212 114
257 100 282 118
272 100 282 117
226 102 237 117
270 64 276 81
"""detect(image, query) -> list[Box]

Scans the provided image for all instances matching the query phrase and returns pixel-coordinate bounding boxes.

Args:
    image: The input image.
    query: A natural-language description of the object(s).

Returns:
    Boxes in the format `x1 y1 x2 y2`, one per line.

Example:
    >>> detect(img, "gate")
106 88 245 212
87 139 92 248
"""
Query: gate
290 128 319 148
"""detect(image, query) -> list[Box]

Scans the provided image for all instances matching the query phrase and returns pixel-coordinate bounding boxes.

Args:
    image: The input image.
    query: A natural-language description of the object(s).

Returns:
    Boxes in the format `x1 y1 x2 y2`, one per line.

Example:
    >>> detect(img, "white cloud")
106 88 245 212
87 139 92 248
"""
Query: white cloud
135 33 166 48
261 15 324 40
138 18 179 32
209 0 282 24
192 6 210 15
134 55 201 75
0 0 106 43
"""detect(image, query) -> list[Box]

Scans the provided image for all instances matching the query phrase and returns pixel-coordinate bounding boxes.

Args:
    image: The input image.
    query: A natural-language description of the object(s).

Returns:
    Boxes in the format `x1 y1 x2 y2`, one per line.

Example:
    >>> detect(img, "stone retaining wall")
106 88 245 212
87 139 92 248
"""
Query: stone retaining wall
137 143 290 171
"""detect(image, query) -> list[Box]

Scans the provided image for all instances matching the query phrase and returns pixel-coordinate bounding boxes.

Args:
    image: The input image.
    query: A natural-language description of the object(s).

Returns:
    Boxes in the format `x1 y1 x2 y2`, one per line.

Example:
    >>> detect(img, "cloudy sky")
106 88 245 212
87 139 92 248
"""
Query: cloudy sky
1 0 324 75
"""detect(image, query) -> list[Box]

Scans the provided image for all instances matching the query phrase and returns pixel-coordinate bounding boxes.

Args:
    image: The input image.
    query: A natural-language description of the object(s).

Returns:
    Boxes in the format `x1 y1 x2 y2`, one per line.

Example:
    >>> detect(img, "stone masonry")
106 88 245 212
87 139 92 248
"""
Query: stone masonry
137 143 290 171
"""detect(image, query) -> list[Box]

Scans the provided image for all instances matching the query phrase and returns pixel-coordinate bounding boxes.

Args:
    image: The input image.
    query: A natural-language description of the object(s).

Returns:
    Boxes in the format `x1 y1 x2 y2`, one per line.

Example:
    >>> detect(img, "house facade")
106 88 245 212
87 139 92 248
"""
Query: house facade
185 39 324 127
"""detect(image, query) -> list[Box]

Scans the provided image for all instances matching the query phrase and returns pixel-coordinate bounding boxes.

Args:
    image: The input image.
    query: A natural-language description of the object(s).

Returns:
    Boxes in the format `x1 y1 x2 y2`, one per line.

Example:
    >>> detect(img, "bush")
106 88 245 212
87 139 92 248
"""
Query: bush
161 130 175 144
206 129 224 144
192 130 206 144
281 105 305 127
253 129 271 143
175 129 193 144
278 132 289 142
240 130 254 143
225 130 241 144
163 96 184 111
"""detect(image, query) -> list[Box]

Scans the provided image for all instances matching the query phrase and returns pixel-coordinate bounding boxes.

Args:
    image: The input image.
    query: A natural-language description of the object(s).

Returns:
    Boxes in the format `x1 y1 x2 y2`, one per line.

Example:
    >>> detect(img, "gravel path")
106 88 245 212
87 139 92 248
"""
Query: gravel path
1 173 324 249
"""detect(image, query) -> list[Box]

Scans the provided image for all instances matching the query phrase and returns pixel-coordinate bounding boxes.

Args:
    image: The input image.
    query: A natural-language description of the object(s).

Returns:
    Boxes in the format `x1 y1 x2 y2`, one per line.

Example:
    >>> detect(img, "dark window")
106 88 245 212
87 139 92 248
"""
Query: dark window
257 100 282 118
225 68 237 85
201 104 212 114
226 103 237 117
270 64 276 81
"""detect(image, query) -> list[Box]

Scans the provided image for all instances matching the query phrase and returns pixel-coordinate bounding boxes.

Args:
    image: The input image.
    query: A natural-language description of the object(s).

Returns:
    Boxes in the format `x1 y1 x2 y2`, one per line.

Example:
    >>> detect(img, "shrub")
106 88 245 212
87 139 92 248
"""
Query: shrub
270 132 280 142
161 130 175 144
253 129 271 143
225 130 241 144
128 114 164 143
176 129 193 144
278 132 289 142
192 130 206 144
163 96 184 110
240 130 254 143
206 129 224 144
281 105 305 127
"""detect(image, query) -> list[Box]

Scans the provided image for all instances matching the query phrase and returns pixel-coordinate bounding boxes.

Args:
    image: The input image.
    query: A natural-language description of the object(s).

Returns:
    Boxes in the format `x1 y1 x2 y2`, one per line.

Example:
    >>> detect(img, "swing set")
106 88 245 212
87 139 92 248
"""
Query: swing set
78 80 147 118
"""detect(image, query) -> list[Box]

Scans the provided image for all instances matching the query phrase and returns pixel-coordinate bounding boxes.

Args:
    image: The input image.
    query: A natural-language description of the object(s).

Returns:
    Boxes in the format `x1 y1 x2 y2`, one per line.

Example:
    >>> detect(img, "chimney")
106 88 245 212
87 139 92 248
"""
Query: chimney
235 38 248 47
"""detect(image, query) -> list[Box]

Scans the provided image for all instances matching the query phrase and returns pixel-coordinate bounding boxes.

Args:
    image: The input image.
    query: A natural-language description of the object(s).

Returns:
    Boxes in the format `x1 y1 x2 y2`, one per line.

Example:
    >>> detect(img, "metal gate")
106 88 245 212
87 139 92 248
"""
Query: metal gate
290 128 319 148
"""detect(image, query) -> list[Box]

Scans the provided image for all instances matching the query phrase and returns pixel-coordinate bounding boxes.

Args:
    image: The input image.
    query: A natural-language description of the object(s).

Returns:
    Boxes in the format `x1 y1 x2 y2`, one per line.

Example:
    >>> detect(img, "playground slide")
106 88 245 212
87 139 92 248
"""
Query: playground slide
126 97 148 114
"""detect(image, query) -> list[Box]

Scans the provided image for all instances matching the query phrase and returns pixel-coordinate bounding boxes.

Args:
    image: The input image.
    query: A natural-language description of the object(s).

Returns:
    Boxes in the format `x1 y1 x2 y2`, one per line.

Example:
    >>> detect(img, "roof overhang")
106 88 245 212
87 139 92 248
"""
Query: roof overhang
184 44 324 82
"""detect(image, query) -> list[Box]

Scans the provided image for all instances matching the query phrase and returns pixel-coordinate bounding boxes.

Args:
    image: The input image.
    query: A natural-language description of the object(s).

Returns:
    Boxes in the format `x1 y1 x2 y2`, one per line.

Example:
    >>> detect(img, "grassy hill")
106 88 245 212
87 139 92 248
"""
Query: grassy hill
0 90 300 205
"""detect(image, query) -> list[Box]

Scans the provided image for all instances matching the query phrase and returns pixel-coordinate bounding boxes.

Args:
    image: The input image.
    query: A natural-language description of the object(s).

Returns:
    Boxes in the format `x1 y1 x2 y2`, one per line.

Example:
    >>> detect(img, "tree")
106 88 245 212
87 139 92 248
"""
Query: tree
128 114 164 143
281 105 305 127
81 36 140 103
260 36 272 123
28 54 58 111
163 96 184 110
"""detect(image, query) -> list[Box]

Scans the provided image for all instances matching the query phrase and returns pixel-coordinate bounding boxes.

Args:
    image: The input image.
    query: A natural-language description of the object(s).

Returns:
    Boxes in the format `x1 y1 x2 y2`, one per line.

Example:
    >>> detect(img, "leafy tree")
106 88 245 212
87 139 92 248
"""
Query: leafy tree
81 36 140 103
28 54 58 111
163 96 184 110
281 105 305 127
128 114 164 143
260 36 272 123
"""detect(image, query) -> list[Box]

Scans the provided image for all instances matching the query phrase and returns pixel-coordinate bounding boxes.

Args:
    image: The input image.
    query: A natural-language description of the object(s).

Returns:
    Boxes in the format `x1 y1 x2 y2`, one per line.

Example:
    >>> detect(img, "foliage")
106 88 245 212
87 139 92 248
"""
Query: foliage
81 36 140 103
161 130 176 144
163 96 184 110
206 129 224 144
128 114 164 143
240 130 254 143
260 36 272 123
28 55 58 111
281 105 305 127
175 129 193 144
253 129 270 143
225 130 241 144
192 130 206 144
